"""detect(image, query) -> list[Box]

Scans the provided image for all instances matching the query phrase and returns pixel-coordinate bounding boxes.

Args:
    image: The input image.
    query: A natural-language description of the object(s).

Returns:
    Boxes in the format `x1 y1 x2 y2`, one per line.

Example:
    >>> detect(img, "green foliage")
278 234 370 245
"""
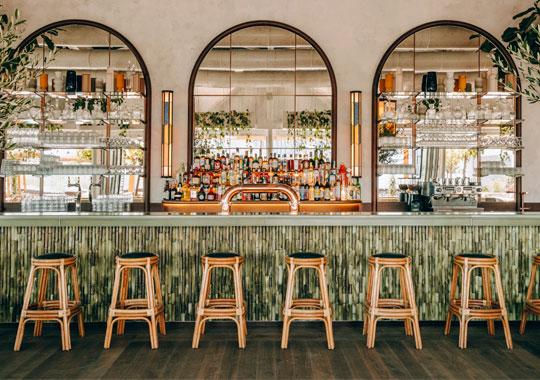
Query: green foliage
286 110 332 150
194 110 252 152
480 0 540 103
0 7 57 149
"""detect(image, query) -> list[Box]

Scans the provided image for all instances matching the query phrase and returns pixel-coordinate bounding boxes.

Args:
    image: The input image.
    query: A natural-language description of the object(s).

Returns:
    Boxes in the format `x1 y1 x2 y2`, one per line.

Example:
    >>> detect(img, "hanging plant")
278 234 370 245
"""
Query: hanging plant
286 109 332 151
194 110 252 153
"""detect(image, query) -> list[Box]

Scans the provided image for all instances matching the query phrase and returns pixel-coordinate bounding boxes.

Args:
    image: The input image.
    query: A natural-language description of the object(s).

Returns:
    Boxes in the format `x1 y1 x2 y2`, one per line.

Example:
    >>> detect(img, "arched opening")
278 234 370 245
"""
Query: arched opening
188 20 337 165
1 20 151 211
371 20 522 212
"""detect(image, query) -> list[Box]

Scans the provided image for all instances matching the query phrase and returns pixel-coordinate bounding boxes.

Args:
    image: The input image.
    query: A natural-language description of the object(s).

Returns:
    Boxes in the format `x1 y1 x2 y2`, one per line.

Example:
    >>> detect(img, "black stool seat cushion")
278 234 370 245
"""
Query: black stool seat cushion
35 252 74 260
120 251 157 259
373 253 407 259
457 252 494 259
205 252 239 258
288 252 324 259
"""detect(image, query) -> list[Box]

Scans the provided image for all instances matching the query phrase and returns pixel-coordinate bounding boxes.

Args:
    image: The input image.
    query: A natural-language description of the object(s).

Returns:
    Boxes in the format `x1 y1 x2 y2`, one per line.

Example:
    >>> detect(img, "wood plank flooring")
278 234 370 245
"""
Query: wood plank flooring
0 322 539 379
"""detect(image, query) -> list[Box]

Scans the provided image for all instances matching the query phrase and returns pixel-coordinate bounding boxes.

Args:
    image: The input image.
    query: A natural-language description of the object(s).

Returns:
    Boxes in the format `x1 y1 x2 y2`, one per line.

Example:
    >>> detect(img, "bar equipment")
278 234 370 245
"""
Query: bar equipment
220 184 300 214
430 177 483 211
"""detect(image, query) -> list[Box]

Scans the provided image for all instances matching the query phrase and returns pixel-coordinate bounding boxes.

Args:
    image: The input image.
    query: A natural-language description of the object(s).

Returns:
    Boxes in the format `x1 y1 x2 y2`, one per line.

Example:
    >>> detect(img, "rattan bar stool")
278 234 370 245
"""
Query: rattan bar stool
519 254 540 334
444 253 512 349
281 252 334 350
192 252 247 349
363 253 422 349
104 252 166 350
14 253 84 351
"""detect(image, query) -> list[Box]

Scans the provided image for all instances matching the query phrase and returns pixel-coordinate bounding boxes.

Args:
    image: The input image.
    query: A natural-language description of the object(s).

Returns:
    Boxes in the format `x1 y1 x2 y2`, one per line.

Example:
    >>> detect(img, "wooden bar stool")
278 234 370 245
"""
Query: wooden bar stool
444 253 512 349
192 252 247 349
14 253 84 351
104 252 165 350
281 252 334 350
363 253 422 349
519 254 540 334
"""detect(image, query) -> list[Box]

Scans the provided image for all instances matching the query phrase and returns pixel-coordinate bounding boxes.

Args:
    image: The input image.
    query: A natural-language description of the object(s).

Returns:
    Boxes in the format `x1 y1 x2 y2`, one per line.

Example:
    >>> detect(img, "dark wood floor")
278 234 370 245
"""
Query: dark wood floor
0 321 539 379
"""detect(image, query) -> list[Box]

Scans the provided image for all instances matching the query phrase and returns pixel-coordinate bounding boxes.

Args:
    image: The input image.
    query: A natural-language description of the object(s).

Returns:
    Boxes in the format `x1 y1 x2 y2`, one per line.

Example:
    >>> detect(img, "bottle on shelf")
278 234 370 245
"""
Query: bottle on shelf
169 152 359 203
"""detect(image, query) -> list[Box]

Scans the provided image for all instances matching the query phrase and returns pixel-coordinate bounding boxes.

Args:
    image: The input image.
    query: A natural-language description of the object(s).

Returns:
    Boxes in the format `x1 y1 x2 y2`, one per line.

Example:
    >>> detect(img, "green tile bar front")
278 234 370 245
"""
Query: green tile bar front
1 214 538 323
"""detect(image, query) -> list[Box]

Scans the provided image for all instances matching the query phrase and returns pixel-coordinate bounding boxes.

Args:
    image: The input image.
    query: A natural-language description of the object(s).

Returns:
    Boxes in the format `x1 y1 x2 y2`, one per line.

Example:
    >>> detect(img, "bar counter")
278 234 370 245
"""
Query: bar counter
1 212 538 323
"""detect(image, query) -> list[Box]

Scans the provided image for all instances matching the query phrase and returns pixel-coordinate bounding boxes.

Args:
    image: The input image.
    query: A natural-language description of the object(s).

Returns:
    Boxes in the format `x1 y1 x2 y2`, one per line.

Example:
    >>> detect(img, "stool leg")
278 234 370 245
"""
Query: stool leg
363 263 373 336
33 268 49 337
493 264 513 350
70 264 85 338
399 268 413 336
445 263 459 336
404 263 422 349
153 264 166 335
117 267 129 335
192 261 210 349
281 262 295 349
59 263 71 350
239 262 247 337
200 268 212 336
367 263 381 349
458 263 471 349
14 266 37 351
482 267 495 336
318 263 334 350
144 260 159 349
233 262 246 349
104 262 121 349
520 261 537 335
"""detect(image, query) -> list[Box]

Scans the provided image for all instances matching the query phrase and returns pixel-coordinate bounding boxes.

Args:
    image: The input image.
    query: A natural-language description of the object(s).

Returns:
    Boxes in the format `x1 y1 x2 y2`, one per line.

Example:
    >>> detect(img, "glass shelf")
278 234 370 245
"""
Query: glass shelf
377 164 416 175
477 167 523 177
1 90 146 99
0 163 144 176
378 91 519 100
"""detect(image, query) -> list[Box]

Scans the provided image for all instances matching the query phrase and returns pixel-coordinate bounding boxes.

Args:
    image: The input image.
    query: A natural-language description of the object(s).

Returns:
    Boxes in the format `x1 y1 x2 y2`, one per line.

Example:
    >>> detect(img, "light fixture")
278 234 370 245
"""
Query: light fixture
350 91 362 177
161 90 173 178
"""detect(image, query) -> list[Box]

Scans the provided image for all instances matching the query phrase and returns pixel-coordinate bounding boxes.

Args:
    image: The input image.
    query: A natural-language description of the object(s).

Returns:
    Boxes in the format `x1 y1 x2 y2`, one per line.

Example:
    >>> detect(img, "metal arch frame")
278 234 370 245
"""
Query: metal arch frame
187 20 338 166
0 19 152 211
371 20 522 212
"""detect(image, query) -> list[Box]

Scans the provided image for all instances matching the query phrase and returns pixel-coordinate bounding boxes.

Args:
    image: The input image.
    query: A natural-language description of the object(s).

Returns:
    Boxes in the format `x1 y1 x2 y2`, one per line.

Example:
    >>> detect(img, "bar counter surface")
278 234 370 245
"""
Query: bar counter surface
1 211 538 323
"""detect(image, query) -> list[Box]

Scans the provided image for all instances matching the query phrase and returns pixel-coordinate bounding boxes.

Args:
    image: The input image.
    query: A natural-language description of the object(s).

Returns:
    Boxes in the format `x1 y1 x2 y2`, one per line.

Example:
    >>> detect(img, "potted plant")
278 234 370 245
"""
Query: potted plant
480 0 540 102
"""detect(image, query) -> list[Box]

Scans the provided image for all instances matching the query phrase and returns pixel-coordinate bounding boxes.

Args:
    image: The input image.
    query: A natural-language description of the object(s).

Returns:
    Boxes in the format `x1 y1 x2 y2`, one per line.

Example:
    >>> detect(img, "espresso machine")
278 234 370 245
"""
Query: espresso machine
429 177 483 211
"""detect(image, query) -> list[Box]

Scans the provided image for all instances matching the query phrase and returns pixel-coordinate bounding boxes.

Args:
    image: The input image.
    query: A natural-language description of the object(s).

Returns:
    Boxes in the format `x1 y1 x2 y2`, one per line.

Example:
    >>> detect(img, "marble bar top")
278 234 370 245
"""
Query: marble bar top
1 211 540 227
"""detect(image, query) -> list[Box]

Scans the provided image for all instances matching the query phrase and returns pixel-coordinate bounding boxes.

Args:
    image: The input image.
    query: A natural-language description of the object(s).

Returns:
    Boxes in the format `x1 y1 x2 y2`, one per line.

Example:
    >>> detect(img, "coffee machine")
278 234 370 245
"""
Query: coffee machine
429 177 483 211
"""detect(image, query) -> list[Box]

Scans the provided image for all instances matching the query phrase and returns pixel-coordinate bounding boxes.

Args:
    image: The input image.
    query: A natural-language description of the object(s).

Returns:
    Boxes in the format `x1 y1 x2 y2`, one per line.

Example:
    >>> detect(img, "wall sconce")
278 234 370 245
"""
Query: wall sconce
161 90 173 178
350 91 362 177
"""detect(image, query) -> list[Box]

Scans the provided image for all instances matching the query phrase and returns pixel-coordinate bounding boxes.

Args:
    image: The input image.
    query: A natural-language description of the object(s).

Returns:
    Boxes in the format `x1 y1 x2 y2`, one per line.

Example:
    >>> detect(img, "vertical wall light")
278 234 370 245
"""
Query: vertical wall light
161 90 173 178
350 91 362 177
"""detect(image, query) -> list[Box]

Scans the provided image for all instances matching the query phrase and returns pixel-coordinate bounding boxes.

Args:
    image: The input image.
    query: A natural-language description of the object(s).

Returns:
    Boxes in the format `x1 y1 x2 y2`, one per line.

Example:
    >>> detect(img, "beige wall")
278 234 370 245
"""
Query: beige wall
5 0 536 203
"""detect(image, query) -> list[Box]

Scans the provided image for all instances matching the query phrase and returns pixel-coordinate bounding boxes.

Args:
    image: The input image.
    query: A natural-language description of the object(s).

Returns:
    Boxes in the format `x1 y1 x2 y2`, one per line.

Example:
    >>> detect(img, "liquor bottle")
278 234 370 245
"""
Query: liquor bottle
308 183 315 201
207 186 216 201
197 186 206 201
314 180 321 201
181 181 190 201
252 153 260 171
323 181 331 201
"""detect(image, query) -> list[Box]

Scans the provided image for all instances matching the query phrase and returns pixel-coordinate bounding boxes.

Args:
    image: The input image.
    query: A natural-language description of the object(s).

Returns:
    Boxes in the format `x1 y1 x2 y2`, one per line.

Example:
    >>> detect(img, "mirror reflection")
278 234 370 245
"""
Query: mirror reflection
193 25 333 162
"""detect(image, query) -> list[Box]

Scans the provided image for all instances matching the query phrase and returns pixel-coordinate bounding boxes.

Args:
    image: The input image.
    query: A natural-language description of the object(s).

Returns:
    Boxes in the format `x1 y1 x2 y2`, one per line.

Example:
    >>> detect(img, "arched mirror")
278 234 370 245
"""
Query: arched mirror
372 21 521 212
1 20 151 211
188 21 336 165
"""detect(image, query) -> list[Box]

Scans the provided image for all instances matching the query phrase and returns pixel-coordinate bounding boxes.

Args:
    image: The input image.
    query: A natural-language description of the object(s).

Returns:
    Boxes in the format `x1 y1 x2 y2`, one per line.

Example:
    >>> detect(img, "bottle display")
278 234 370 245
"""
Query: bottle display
164 150 361 203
